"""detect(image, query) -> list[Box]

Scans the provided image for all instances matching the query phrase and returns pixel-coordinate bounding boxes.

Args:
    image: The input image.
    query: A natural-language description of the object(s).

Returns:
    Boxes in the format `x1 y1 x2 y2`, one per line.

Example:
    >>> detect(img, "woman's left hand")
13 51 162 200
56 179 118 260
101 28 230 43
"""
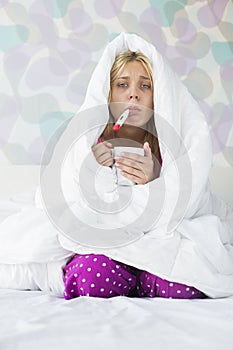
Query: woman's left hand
115 142 159 185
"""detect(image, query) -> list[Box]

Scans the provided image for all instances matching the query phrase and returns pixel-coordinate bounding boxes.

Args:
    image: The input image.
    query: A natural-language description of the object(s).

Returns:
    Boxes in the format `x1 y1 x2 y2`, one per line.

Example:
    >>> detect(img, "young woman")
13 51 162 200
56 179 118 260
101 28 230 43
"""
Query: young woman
92 51 160 182
62 50 207 300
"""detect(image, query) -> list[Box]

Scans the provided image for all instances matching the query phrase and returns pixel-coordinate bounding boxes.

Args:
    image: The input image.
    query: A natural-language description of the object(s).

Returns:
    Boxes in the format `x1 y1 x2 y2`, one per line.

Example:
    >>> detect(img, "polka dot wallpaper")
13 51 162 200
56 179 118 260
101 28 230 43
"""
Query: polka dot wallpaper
0 0 232 166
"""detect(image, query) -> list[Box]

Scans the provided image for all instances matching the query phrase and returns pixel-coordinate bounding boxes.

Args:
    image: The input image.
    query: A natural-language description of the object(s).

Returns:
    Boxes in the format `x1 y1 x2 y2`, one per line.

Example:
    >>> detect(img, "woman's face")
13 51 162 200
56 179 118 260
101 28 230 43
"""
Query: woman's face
110 60 154 128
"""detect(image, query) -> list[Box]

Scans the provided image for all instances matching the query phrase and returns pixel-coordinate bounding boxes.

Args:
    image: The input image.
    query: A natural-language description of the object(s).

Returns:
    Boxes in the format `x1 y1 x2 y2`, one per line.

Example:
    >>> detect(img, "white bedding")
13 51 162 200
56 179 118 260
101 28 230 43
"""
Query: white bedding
0 289 232 350
0 168 232 349
0 165 231 349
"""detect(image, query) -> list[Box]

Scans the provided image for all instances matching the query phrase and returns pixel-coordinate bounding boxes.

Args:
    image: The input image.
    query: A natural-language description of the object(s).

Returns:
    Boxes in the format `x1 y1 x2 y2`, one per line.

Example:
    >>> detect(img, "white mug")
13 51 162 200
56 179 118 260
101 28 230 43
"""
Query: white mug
113 146 144 186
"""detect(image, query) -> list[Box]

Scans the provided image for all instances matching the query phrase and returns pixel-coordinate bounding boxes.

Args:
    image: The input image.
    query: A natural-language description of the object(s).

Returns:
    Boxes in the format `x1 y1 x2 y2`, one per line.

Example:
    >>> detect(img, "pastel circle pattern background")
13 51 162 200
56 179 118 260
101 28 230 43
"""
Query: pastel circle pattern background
0 0 232 166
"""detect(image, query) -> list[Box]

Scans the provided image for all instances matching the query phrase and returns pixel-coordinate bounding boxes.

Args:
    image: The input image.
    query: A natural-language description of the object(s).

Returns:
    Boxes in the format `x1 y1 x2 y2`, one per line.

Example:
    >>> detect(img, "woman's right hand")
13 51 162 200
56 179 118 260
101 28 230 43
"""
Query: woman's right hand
91 141 114 167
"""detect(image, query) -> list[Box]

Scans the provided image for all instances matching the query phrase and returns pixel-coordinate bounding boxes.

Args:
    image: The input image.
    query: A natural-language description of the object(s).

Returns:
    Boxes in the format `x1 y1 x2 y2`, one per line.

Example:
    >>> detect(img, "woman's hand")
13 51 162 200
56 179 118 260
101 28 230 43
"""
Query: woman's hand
91 141 114 167
115 142 159 184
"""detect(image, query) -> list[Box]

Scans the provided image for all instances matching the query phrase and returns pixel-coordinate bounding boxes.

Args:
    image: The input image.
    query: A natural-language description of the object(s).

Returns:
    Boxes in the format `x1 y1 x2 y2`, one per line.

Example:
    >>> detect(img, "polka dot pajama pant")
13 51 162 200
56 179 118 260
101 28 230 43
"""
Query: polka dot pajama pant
63 254 206 300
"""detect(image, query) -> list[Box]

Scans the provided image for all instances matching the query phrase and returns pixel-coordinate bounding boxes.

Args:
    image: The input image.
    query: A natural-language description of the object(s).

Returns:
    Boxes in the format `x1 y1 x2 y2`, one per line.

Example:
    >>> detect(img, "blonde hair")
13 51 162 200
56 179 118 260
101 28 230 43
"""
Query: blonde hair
102 50 160 159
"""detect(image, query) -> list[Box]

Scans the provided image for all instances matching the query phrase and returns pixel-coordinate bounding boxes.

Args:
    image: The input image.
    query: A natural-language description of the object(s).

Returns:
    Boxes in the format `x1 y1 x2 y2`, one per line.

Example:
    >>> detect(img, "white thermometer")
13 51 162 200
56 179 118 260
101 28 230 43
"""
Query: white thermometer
113 109 129 131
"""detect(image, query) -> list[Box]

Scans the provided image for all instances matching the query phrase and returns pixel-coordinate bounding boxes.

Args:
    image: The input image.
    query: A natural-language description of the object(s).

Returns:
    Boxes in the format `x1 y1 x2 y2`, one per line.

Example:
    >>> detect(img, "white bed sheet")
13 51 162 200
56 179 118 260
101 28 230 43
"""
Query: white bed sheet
0 289 232 350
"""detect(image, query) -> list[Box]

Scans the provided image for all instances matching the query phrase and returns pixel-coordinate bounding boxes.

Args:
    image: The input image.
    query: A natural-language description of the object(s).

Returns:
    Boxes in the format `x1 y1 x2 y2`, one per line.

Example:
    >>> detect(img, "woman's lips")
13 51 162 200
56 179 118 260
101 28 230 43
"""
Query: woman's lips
128 106 141 115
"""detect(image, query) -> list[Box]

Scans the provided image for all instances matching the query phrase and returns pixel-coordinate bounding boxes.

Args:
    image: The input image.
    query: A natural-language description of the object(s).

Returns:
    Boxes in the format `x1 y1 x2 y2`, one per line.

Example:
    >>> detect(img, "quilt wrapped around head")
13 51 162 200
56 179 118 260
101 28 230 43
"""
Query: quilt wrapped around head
1 33 233 298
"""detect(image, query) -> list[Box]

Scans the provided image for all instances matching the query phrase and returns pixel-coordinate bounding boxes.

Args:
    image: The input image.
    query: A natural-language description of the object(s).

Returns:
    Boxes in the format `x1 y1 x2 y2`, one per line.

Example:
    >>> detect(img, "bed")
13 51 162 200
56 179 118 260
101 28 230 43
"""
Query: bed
0 165 232 350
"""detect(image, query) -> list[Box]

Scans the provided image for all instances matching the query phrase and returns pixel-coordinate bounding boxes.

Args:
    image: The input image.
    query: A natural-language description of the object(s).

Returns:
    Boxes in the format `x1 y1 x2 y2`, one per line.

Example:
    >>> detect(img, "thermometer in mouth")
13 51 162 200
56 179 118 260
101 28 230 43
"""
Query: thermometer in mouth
113 109 129 131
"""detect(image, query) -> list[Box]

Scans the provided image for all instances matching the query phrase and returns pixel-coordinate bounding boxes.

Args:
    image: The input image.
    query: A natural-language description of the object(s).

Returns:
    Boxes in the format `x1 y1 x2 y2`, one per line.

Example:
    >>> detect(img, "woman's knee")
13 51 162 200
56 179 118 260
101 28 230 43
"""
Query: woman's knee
63 254 137 299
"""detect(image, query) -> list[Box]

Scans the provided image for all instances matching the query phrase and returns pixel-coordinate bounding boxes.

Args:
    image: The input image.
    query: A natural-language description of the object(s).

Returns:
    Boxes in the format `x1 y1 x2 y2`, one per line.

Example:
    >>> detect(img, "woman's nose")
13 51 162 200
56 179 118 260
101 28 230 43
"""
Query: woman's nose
129 86 139 101
129 94 139 100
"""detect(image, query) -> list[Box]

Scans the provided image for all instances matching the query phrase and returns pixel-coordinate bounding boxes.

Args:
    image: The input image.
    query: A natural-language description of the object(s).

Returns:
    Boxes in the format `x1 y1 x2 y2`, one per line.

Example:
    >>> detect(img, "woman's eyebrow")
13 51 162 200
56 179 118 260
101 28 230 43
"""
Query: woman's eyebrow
140 76 150 80
117 76 129 80
117 75 150 80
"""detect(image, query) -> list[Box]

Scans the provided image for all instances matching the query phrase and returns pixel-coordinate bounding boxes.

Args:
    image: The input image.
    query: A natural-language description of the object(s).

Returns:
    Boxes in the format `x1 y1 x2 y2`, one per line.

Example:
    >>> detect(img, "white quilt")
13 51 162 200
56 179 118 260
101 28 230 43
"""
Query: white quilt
0 33 233 299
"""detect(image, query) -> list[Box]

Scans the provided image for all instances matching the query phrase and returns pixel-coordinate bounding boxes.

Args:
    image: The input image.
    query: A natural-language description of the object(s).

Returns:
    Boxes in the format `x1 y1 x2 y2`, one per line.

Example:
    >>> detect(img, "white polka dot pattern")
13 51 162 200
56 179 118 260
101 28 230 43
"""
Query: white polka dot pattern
63 254 206 300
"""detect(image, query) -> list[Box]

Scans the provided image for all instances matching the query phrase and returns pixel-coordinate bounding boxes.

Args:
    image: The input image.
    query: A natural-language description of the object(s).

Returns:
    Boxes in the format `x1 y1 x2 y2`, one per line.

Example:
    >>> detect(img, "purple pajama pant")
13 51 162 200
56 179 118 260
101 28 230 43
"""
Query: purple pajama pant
63 254 206 300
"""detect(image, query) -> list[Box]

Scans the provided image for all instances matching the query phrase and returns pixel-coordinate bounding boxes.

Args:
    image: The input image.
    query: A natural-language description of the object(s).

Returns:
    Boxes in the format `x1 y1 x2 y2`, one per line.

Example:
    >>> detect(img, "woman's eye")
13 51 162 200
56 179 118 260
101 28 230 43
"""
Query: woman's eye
118 83 128 87
141 84 151 89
